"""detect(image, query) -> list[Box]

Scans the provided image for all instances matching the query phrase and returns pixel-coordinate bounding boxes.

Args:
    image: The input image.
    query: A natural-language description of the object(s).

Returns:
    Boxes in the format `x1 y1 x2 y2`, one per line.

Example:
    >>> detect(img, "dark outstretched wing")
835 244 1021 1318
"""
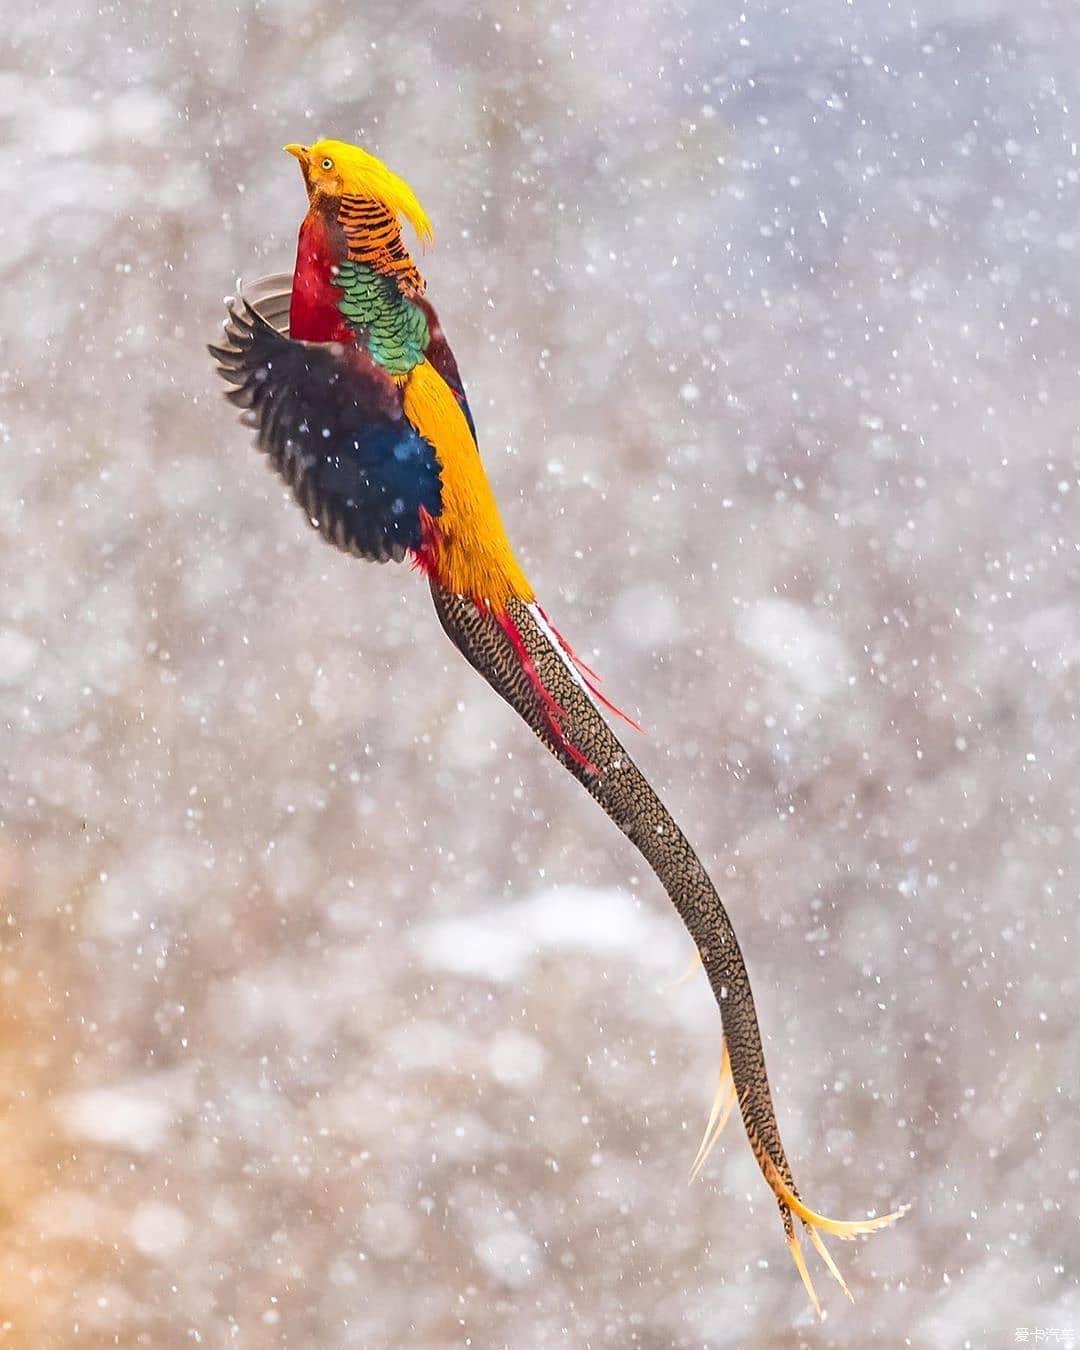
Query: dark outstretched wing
209 302 442 562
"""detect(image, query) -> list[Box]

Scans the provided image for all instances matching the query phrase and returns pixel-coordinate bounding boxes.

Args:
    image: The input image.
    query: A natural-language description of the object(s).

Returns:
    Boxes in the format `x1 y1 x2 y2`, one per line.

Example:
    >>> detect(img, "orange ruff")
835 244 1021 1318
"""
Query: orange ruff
402 359 534 610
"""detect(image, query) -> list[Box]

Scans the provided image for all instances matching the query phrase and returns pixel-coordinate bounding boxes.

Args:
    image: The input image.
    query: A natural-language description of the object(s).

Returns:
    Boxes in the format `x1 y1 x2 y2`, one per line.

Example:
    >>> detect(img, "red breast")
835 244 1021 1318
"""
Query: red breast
289 207 356 345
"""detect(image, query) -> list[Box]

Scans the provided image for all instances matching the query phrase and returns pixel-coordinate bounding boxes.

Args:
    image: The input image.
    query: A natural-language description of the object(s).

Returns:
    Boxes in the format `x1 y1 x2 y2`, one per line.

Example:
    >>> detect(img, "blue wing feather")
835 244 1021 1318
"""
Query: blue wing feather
211 304 442 561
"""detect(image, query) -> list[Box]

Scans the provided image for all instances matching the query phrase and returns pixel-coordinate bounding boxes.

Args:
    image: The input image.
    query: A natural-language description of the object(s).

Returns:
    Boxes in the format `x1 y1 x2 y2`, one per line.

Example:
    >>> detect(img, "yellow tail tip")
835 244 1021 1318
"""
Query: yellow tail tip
766 1157 909 1309
786 1225 823 1318
670 946 703 989
804 1224 854 1304
786 1200 896 1314
688 1040 736 1183
763 1155 911 1239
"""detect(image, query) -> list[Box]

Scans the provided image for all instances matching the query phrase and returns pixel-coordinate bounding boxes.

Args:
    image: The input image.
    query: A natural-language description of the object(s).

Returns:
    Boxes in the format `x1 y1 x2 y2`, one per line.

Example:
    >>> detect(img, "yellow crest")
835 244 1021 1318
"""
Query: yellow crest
285 139 433 246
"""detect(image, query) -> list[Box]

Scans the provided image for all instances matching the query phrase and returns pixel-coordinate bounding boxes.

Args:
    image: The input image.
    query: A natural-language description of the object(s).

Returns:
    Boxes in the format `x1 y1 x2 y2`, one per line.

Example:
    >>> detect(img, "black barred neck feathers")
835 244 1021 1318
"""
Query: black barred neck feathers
337 195 426 294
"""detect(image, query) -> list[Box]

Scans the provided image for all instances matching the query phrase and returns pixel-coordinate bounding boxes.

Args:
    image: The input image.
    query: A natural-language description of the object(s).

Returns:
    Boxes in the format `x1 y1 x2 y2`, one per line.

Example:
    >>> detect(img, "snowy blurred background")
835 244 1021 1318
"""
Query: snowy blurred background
2 0 1079 1344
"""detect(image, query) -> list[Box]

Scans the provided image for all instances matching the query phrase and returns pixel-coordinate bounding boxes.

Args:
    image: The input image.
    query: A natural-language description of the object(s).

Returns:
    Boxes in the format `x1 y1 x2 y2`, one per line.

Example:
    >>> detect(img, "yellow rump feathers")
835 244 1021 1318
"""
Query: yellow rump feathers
401 361 534 611
284 138 434 247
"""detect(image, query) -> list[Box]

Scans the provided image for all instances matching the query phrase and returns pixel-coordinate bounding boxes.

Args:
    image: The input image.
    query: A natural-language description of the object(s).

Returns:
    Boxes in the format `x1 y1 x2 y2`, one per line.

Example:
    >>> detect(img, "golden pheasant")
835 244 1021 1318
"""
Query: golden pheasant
209 138 908 1312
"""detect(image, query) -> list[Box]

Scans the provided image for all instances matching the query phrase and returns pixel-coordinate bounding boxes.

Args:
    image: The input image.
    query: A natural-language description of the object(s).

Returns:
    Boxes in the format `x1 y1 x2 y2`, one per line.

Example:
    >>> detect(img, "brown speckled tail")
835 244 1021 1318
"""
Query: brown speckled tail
430 581 801 1212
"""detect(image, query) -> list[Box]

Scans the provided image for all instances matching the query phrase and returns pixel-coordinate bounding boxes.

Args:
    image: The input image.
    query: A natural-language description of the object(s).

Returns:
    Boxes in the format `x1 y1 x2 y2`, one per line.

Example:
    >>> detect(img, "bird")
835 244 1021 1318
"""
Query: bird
209 137 908 1312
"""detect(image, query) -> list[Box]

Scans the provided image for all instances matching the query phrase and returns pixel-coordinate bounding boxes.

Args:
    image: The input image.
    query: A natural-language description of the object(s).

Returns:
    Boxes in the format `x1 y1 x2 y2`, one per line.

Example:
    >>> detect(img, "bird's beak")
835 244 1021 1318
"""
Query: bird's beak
283 144 307 162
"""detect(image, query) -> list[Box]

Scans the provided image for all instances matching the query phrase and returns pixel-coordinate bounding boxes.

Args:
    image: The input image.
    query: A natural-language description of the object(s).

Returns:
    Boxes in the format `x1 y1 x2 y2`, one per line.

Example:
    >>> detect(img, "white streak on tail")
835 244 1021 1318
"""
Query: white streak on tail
528 603 601 705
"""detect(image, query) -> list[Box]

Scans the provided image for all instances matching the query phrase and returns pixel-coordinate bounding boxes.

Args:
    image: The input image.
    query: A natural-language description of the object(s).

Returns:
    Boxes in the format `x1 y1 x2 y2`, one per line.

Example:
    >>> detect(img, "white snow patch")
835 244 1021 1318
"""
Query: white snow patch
209 947 376 1050
57 1070 196 1154
472 1222 543 1289
613 581 679 648
0 628 38 684
736 597 849 703
357 1201 419 1261
488 1029 547 1087
384 1017 472 1071
1020 604 1080 668
412 884 681 983
109 89 173 144
130 1201 192 1257
30 1187 112 1242
38 103 102 156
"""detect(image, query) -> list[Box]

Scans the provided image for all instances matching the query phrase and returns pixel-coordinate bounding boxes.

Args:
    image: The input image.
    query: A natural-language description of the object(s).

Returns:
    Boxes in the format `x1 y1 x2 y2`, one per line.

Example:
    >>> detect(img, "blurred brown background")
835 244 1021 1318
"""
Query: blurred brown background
1 0 1078 1345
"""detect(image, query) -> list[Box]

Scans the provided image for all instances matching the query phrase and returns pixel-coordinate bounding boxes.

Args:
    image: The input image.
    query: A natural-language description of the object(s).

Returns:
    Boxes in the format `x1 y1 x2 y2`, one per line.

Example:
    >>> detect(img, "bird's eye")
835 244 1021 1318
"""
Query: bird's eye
321 157 334 171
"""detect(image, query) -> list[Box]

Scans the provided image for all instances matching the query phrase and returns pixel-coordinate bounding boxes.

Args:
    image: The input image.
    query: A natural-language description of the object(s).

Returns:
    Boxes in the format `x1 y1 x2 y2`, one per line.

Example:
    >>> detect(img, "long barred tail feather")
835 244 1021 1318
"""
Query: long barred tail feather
429 580 907 1313
493 607 597 775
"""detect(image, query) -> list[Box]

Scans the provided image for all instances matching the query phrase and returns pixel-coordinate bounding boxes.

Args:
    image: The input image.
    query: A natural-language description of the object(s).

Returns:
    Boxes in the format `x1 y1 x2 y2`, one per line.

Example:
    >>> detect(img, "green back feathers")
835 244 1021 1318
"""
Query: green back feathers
335 262 430 377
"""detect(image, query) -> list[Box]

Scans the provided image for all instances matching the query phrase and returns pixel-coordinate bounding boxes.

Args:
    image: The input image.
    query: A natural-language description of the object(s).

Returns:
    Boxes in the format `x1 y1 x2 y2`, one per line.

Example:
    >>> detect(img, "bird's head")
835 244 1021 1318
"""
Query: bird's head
284 138 434 246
